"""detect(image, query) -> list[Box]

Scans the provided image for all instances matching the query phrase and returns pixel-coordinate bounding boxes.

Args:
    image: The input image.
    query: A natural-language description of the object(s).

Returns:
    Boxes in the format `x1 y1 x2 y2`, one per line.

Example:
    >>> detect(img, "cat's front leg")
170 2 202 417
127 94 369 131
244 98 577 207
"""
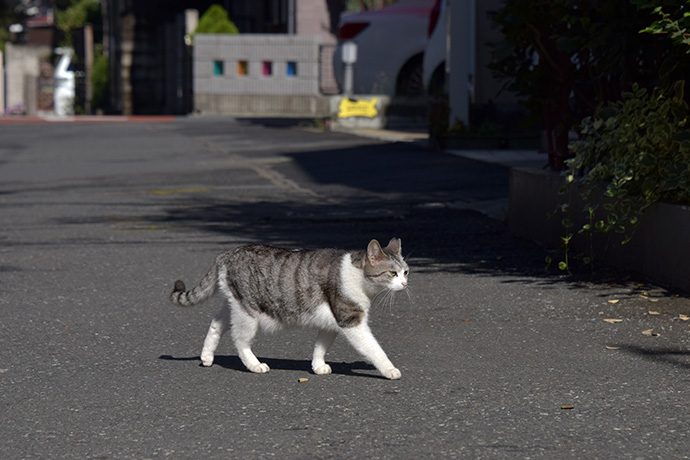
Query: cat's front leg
312 329 337 375
341 323 401 380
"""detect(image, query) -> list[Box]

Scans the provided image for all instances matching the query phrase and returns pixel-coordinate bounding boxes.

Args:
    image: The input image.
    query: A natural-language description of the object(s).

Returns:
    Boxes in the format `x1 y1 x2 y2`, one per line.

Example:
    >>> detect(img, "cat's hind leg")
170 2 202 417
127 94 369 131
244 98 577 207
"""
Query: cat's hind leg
312 329 337 375
200 305 230 366
230 302 270 374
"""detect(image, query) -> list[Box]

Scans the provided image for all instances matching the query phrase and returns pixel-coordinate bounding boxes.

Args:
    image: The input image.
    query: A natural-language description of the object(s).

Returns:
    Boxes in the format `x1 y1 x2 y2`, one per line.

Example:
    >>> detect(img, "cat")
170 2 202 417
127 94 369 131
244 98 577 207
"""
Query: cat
169 238 409 380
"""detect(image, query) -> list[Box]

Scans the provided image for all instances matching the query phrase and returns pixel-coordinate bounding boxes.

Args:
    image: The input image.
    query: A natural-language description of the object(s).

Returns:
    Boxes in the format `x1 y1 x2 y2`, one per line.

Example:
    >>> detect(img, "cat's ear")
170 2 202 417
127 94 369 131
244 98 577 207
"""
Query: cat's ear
367 239 385 266
385 237 402 255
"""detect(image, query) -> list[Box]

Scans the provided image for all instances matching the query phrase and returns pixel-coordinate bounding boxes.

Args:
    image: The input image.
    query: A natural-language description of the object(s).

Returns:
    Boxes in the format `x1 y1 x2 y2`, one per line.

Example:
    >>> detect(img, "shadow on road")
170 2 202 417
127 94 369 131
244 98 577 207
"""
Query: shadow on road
282 143 509 201
614 345 690 370
158 354 384 379
159 196 544 278
151 137 547 279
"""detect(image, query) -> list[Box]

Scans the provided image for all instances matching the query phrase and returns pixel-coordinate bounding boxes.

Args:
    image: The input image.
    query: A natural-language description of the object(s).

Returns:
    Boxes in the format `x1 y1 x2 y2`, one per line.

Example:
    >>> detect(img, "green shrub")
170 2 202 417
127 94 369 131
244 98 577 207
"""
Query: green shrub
91 45 109 112
557 80 690 271
636 0 690 52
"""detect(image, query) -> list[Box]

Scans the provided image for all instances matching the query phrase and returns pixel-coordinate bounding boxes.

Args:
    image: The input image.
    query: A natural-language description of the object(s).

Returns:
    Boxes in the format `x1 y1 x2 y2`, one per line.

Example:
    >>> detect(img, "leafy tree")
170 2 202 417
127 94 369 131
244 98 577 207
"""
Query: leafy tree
55 0 101 47
194 5 239 36
344 0 399 12
489 0 687 170
0 0 27 52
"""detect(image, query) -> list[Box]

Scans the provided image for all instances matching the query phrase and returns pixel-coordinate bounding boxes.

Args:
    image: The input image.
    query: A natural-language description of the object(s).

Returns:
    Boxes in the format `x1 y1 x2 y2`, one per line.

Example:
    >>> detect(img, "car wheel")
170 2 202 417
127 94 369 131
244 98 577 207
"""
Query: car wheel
428 63 447 97
396 54 424 97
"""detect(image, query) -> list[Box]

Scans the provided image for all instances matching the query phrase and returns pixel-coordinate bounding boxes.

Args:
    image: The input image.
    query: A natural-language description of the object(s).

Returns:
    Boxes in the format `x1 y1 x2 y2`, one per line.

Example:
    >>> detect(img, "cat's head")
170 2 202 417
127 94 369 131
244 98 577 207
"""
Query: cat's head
364 238 409 291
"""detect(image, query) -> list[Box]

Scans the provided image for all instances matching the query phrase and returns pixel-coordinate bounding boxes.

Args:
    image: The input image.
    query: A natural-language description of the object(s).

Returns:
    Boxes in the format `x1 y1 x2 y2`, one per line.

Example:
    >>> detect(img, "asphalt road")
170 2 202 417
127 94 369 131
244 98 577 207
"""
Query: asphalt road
1 117 689 459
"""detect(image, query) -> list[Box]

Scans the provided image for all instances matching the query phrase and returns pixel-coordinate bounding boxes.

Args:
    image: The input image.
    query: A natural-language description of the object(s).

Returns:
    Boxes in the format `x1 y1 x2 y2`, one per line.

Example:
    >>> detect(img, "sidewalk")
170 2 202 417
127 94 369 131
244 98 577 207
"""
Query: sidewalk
0 114 177 123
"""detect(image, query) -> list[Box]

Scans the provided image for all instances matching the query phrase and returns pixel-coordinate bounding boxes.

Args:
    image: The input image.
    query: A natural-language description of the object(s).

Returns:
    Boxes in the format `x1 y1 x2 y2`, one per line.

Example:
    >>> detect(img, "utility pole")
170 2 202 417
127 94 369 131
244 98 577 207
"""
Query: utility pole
84 23 93 114
447 0 475 127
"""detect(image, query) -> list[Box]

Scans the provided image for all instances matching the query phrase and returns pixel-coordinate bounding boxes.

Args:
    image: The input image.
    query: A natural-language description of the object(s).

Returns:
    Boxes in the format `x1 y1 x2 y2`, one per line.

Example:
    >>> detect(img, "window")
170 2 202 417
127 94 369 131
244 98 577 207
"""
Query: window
237 60 248 76
262 61 273 77
286 61 297 77
213 60 224 76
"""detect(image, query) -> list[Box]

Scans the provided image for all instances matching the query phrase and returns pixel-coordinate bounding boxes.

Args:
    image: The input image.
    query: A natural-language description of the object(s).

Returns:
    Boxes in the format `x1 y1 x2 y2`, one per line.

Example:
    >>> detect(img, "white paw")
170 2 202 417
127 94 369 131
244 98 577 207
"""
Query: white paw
383 368 401 380
200 353 214 367
250 362 270 374
312 363 332 375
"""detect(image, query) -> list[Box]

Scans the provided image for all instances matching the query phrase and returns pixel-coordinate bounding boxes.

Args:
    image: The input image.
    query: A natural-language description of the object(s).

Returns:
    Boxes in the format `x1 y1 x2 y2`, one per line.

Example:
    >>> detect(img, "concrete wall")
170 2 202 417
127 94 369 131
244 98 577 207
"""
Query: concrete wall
4 43 52 116
296 0 337 45
0 50 4 114
194 34 329 116
509 167 690 292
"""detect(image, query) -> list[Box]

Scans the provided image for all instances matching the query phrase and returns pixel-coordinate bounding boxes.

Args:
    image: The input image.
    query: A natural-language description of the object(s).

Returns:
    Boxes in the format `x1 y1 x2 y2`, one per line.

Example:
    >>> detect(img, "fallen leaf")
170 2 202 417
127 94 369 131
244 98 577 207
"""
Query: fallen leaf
641 329 660 337
462 319 471 322
608 299 620 304
298 378 309 383
643 296 659 302
603 318 623 323
648 311 661 316
679 314 690 321
561 406 574 410
605 346 621 350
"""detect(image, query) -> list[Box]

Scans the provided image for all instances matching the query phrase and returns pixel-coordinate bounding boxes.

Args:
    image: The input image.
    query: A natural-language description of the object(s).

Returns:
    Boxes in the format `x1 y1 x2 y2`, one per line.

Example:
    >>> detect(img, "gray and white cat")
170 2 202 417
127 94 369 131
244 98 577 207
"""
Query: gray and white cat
170 238 409 379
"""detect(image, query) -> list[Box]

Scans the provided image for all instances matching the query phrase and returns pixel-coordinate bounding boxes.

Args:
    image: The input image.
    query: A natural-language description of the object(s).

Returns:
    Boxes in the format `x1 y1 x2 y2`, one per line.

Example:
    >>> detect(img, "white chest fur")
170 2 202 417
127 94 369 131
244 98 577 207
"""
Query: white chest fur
339 253 372 309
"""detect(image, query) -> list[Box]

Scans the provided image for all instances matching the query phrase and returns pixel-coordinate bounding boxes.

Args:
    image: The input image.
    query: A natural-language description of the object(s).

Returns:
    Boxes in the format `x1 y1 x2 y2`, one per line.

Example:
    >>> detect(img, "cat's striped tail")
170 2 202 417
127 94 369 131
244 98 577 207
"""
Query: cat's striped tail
170 264 218 307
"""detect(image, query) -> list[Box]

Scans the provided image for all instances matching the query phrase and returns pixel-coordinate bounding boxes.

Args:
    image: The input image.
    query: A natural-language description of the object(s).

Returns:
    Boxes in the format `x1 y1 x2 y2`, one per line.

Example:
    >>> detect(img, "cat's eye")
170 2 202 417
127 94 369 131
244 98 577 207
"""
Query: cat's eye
403 270 409 276
389 271 398 277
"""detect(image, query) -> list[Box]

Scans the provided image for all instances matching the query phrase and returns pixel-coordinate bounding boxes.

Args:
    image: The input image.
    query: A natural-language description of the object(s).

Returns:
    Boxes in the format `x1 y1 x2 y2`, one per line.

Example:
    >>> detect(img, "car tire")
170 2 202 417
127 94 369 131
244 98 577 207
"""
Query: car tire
428 63 446 97
396 54 424 97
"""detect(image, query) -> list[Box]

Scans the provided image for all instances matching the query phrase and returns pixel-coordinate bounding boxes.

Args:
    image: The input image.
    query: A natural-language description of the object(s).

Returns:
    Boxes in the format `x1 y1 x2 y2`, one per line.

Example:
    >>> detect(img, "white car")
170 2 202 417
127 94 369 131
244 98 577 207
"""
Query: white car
333 0 436 96
54 47 75 116
423 0 446 96
423 0 476 98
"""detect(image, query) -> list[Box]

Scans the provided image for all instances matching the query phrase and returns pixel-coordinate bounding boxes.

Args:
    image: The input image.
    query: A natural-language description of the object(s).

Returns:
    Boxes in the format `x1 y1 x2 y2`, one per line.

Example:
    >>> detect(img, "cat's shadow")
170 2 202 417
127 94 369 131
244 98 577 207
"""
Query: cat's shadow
158 354 385 379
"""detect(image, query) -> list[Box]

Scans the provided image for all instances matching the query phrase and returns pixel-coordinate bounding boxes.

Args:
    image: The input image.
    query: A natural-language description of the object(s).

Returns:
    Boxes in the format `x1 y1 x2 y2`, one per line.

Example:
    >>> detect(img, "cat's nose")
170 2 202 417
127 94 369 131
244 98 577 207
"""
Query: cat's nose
401 280 407 287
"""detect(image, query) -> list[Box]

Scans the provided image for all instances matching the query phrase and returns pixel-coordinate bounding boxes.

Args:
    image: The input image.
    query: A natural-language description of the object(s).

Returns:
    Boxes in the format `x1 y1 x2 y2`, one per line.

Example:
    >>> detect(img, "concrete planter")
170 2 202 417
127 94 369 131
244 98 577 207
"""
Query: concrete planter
509 166 690 292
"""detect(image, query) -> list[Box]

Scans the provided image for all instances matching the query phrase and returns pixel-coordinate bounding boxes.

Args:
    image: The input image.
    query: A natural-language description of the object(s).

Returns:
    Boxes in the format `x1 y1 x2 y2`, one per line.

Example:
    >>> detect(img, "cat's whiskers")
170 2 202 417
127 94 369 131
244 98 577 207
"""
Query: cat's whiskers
372 287 391 306
403 286 414 303
371 288 394 314
385 289 396 314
